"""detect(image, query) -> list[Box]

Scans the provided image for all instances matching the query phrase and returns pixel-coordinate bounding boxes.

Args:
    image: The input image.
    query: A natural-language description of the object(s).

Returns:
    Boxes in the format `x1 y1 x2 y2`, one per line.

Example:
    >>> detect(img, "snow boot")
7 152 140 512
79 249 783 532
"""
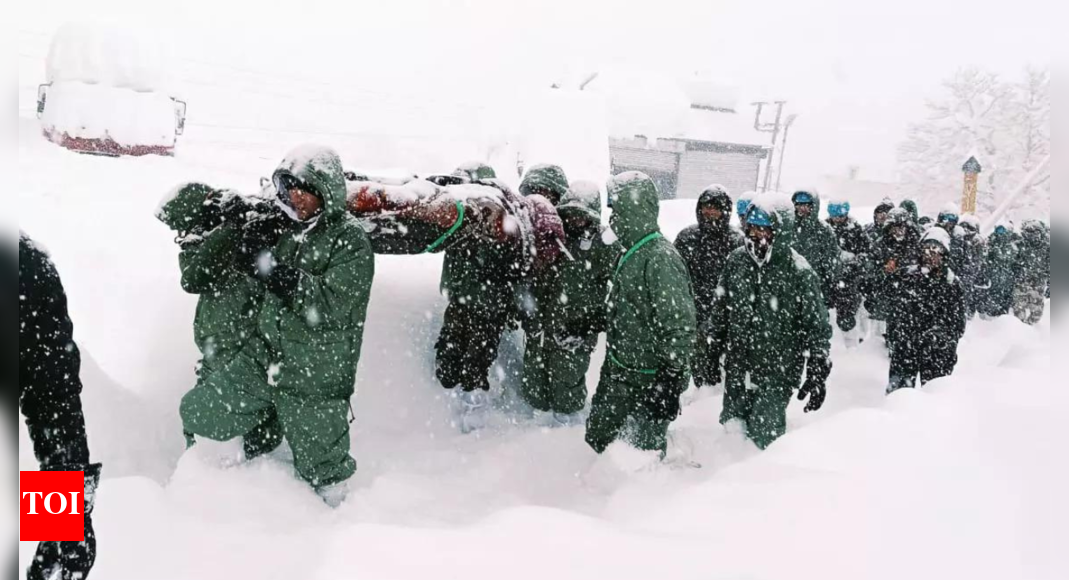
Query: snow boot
842 326 862 349
457 388 491 434
316 479 351 508
242 414 284 461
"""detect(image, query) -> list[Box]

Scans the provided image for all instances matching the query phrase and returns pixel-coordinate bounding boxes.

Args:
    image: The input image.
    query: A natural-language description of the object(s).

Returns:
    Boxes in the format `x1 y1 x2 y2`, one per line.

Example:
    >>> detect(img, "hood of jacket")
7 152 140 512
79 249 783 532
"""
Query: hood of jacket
607 172 660 247
272 145 348 223
696 184 733 231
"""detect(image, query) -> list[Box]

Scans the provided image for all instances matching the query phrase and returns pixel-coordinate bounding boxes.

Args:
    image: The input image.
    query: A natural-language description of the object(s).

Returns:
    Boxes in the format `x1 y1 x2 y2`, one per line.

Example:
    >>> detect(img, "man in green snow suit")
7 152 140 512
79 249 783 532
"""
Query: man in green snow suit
434 163 527 393
790 190 841 307
585 172 696 455
159 183 285 456
180 146 375 502
521 181 618 418
708 200 833 449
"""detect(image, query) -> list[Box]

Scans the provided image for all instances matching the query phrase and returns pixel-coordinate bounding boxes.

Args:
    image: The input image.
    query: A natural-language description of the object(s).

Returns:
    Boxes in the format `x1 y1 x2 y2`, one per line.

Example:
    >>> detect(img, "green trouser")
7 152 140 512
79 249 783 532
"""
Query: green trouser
719 367 794 450
585 360 670 454
180 338 357 488
521 329 596 414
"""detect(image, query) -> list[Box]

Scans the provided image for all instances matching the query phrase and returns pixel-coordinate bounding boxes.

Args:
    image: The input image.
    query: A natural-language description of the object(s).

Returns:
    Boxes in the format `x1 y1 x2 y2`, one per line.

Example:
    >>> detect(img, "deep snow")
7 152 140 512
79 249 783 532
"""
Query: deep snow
16 101 1062 580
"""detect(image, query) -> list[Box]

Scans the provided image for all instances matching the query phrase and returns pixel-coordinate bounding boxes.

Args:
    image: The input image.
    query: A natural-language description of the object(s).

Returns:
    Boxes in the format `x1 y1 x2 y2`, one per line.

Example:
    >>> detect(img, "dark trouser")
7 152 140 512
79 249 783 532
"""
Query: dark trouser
887 336 959 392
585 361 670 454
180 338 357 488
691 328 721 388
1013 284 1045 325
521 328 596 414
435 300 511 392
831 278 862 332
719 366 793 450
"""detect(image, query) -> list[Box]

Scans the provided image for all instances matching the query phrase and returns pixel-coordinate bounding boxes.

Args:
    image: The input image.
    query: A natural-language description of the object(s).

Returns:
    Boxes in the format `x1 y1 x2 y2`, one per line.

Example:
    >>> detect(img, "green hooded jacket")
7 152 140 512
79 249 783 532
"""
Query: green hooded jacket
539 182 619 335
258 146 375 389
791 190 841 301
158 183 264 371
710 200 832 443
604 172 695 375
519 164 569 206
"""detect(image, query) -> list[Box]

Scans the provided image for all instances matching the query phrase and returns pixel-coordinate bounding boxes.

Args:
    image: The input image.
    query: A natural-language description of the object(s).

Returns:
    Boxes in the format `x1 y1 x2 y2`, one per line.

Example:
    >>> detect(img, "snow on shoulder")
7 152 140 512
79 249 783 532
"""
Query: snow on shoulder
790 249 813 272
607 171 651 190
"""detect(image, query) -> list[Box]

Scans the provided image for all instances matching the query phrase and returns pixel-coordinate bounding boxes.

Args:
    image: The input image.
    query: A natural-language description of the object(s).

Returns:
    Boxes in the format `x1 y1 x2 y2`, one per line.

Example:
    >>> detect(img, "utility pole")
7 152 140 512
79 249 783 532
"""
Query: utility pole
752 101 786 192
774 114 799 193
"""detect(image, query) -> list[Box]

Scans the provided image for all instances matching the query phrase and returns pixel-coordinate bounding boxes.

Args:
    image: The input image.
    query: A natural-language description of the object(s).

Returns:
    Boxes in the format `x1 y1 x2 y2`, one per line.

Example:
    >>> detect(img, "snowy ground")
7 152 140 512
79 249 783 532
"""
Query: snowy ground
15 109 1063 580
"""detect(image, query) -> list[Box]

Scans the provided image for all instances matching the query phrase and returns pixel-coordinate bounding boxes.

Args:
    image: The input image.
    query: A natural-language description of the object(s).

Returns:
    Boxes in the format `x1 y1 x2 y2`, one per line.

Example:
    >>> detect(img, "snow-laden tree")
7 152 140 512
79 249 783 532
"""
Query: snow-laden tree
897 67 1050 222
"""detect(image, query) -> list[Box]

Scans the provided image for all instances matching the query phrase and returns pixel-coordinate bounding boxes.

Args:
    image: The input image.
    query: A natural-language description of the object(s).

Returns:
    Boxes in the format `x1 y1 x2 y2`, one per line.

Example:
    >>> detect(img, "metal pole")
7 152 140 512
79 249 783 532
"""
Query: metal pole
761 101 785 192
774 114 797 193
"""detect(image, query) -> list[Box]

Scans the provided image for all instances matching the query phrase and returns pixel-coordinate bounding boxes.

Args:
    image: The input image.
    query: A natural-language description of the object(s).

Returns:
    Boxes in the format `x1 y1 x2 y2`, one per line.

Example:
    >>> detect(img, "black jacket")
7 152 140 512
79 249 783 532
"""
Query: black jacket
19 233 91 470
887 265 966 351
674 189 743 324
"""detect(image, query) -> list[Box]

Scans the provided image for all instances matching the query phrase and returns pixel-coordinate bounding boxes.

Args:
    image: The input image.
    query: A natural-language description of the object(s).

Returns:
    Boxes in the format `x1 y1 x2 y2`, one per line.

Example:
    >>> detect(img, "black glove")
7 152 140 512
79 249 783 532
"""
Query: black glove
28 463 101 580
797 354 831 413
643 367 688 421
238 212 289 275
262 263 301 302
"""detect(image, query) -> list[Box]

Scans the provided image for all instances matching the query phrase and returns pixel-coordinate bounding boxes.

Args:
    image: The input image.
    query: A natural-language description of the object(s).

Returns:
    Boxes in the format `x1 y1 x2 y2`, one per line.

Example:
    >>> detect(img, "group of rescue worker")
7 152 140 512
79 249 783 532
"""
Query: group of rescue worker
149 145 1049 507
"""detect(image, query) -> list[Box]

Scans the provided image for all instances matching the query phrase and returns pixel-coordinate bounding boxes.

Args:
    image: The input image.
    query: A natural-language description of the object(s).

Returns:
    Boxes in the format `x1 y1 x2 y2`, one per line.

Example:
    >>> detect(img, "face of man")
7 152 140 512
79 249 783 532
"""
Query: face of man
562 212 595 238
937 219 957 234
875 211 890 227
745 224 774 262
700 205 724 226
889 224 907 242
529 186 563 207
921 243 946 270
289 186 323 222
830 215 848 227
795 203 814 219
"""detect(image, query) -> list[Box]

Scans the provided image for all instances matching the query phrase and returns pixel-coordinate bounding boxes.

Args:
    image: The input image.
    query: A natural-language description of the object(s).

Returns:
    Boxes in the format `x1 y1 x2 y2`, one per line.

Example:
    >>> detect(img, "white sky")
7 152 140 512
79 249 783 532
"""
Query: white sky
16 0 1056 187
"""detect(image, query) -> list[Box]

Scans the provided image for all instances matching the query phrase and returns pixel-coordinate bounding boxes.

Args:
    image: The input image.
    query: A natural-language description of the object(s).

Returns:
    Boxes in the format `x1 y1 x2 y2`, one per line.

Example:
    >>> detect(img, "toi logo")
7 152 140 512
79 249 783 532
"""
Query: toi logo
20 471 86 541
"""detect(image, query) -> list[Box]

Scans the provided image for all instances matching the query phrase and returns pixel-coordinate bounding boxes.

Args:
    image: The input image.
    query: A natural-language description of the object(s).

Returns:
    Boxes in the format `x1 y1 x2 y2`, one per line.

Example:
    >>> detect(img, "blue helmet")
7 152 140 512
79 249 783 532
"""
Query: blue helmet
938 212 959 224
746 206 773 228
828 202 851 218
994 225 1008 235
736 198 752 217
792 190 815 205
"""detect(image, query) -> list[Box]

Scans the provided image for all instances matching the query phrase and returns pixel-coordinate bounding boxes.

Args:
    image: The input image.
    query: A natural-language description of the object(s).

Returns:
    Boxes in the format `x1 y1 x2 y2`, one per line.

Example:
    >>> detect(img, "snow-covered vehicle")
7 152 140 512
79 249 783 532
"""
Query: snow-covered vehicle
36 22 187 157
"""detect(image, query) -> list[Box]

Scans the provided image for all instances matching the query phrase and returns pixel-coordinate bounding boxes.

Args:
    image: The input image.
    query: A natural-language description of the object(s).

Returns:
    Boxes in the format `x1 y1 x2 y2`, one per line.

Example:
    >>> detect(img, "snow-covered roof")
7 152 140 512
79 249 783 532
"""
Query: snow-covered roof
580 66 765 147
47 20 176 94
681 72 740 112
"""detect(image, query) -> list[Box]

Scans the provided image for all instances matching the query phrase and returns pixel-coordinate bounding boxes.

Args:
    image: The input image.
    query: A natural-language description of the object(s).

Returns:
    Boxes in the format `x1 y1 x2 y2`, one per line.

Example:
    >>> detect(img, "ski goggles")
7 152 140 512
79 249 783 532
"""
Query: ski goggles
938 213 959 224
736 198 752 217
792 191 814 205
746 207 773 228
994 225 1008 235
828 202 851 218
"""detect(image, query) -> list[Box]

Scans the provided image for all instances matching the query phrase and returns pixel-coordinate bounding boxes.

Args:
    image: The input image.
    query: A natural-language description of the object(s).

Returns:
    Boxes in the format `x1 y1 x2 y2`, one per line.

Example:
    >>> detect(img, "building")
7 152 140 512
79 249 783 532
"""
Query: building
610 133 769 200
578 68 771 200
